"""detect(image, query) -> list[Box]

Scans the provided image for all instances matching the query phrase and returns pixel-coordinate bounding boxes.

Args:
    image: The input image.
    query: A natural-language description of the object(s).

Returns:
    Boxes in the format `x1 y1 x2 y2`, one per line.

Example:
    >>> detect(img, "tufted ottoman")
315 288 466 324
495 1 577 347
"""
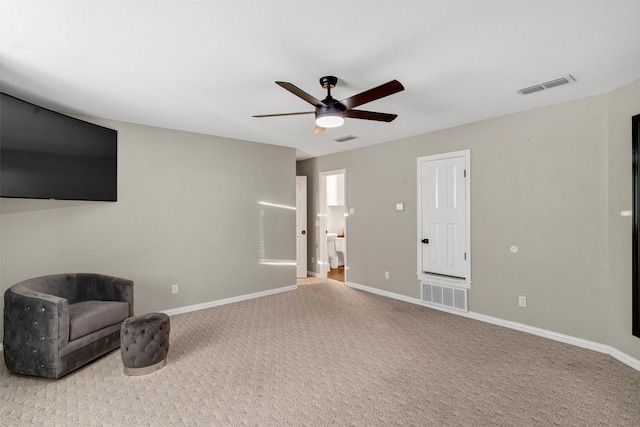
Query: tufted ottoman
120 312 170 376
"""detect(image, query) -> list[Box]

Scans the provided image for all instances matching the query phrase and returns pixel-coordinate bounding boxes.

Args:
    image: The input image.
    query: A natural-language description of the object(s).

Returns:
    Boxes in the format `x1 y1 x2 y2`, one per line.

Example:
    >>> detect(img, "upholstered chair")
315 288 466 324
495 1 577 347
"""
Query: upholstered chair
3 273 134 378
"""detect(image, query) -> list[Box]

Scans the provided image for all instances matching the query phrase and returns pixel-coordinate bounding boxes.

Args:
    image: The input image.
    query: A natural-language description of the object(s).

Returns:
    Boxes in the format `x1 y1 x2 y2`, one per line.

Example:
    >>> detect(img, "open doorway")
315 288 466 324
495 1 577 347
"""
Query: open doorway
318 169 347 283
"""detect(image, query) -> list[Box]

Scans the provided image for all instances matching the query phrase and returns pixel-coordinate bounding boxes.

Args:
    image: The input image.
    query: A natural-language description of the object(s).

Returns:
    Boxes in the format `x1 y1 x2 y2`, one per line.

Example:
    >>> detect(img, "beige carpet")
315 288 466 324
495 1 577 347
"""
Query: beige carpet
2 278 640 426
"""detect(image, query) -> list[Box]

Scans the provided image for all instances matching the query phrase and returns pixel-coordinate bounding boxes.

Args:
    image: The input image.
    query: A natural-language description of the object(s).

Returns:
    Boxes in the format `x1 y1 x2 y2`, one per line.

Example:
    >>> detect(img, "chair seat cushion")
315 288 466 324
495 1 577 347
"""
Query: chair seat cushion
68 300 129 341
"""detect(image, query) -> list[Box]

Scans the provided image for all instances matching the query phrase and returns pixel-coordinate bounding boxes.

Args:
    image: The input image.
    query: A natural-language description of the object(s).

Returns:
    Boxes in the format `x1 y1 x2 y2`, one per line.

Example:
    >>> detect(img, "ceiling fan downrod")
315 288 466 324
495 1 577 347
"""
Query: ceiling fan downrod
320 76 338 98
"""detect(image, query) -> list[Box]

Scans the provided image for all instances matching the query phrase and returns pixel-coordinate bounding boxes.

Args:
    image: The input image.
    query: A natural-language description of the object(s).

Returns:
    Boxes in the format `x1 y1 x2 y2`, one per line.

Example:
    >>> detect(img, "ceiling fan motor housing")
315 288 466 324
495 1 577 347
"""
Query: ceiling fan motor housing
315 97 345 128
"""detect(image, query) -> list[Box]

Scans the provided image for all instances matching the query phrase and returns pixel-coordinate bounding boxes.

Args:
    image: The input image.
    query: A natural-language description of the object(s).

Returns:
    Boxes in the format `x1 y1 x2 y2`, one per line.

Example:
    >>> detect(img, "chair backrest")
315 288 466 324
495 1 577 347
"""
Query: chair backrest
9 273 134 317
12 274 80 303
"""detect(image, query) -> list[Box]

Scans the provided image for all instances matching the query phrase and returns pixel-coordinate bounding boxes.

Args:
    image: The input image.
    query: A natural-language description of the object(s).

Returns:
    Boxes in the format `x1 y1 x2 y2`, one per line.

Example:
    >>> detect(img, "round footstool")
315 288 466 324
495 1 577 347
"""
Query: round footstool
121 312 170 376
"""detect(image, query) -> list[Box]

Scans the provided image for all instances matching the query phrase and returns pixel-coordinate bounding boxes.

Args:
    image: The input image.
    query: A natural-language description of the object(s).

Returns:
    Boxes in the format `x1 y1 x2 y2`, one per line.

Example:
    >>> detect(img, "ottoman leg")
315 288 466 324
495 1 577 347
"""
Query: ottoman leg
124 357 166 376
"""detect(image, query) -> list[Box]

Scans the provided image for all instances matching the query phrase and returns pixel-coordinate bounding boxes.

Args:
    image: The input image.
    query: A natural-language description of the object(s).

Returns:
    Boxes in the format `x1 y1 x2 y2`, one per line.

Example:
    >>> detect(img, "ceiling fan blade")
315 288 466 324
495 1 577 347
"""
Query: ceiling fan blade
339 80 404 110
345 109 398 122
313 125 326 134
276 82 325 107
252 111 314 118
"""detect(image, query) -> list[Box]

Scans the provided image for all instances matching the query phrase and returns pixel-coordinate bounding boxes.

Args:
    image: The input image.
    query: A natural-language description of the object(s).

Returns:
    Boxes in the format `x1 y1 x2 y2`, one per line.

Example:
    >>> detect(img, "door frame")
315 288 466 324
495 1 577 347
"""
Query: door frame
632 114 640 339
296 176 307 278
318 169 347 280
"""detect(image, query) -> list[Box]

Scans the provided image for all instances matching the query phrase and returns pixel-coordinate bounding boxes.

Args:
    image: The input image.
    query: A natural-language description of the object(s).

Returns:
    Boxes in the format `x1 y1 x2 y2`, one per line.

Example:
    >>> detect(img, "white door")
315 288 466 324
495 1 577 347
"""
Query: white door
296 176 307 278
420 156 467 279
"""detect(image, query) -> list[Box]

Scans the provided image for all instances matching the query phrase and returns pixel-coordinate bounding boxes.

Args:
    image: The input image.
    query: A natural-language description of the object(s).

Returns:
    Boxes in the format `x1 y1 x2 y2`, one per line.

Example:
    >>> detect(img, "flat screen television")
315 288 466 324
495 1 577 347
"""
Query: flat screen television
0 92 117 202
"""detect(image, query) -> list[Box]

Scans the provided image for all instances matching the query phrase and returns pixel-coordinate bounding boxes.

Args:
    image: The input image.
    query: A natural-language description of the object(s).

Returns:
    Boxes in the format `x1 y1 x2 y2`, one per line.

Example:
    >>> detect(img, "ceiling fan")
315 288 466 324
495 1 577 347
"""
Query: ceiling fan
253 76 404 134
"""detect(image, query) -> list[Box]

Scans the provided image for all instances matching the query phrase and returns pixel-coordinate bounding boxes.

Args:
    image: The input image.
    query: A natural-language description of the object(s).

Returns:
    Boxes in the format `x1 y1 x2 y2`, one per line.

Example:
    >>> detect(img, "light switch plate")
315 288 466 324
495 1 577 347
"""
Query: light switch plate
396 202 404 211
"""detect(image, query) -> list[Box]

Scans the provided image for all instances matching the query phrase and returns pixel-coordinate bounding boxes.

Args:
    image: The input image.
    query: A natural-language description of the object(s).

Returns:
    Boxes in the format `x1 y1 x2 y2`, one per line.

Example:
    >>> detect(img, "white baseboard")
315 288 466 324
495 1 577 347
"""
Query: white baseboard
6 281 638 373
346 281 640 372
0 285 299 353
347 281 420 305
306 271 319 278
161 284 298 316
463 310 611 355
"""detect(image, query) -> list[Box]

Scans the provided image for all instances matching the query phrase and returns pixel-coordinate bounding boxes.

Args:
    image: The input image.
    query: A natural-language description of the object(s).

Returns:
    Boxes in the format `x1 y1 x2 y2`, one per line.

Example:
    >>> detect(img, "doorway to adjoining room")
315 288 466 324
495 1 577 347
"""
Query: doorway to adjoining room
319 170 347 283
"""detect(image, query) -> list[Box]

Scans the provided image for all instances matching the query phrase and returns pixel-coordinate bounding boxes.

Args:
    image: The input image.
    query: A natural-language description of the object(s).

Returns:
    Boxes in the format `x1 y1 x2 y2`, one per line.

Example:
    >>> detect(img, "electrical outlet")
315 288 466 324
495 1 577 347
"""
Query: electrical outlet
518 296 526 307
385 271 390 279
172 284 179 294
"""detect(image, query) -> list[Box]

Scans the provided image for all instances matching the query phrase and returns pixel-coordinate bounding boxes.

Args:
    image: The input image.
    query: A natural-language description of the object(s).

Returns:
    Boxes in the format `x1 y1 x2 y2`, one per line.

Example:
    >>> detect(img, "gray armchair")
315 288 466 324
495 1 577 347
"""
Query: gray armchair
3 273 134 378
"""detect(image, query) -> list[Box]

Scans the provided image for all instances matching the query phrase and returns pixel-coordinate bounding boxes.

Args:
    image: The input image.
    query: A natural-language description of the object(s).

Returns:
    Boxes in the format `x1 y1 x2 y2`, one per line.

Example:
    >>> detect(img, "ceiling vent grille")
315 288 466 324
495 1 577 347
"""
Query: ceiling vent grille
334 135 358 143
516 74 576 95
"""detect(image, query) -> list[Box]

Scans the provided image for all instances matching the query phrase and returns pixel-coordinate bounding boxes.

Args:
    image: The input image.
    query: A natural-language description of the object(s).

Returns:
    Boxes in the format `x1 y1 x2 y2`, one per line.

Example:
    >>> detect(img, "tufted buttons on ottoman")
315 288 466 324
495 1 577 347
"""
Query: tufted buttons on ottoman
120 313 170 376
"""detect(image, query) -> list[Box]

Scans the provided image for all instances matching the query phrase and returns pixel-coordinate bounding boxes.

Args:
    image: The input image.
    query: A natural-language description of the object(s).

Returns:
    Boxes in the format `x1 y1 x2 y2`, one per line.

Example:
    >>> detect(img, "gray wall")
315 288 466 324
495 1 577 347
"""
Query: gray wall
1 118 297 340
298 79 640 360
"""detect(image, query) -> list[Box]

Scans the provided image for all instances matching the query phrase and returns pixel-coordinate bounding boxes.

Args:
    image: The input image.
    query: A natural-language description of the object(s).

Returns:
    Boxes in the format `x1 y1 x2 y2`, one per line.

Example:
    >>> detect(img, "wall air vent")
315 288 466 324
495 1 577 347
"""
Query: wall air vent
333 135 358 143
421 282 468 312
516 74 576 95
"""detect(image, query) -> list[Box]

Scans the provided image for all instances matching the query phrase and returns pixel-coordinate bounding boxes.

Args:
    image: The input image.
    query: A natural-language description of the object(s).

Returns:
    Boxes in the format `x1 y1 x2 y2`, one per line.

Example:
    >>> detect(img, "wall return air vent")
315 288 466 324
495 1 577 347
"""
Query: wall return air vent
421 282 468 312
516 74 576 95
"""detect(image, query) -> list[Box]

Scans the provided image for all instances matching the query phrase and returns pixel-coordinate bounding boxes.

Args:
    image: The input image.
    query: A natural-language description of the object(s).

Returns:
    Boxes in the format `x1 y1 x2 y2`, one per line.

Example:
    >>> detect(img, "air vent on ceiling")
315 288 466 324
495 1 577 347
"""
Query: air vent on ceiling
334 135 359 143
516 74 576 95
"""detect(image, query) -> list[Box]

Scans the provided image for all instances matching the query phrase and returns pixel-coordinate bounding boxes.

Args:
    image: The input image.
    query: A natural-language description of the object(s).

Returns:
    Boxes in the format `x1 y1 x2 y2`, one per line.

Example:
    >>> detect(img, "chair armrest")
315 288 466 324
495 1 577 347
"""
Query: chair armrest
76 274 134 316
3 287 70 374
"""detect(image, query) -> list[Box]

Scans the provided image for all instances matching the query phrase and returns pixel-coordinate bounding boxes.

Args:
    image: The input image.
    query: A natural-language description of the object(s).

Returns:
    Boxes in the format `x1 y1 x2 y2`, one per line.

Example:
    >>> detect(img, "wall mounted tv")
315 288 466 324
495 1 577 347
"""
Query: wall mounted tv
0 92 117 202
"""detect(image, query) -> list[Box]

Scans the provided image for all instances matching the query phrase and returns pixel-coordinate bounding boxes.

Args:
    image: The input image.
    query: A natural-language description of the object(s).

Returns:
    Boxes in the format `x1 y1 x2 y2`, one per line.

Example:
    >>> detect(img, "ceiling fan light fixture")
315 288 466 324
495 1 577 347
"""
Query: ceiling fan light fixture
315 112 344 128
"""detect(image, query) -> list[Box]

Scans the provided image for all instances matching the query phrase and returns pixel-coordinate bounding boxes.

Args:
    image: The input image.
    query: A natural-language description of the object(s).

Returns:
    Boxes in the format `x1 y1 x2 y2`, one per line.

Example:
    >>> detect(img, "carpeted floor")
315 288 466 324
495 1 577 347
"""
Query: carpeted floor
2 278 640 426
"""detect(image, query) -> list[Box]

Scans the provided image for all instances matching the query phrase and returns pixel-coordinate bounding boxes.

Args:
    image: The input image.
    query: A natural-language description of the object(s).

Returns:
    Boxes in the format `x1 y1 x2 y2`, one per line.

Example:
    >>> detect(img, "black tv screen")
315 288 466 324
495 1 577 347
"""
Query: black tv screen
0 92 117 202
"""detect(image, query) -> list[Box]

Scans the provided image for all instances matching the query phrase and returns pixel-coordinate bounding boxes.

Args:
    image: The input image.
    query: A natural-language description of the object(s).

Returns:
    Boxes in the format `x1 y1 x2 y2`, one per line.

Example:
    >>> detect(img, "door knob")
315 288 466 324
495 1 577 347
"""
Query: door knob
421 238 429 244
301 230 306 235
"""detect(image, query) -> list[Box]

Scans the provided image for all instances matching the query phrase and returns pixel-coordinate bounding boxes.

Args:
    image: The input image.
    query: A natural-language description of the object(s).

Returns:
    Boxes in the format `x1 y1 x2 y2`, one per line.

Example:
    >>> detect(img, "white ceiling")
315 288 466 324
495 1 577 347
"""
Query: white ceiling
1 1 639 160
